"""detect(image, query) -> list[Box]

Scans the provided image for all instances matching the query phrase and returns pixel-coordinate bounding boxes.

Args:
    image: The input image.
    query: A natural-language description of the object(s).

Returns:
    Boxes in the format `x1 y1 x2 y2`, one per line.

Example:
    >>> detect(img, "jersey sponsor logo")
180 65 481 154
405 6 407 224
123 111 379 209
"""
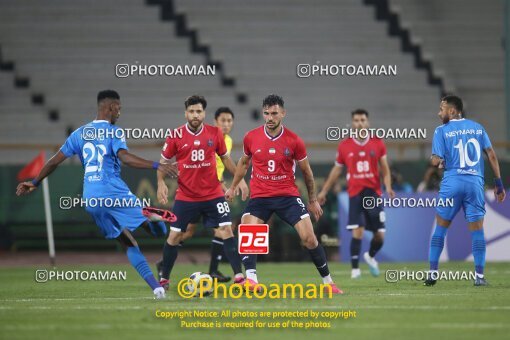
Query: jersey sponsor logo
179 143 189 150
255 149 262 153
238 224 269 254
255 173 288 181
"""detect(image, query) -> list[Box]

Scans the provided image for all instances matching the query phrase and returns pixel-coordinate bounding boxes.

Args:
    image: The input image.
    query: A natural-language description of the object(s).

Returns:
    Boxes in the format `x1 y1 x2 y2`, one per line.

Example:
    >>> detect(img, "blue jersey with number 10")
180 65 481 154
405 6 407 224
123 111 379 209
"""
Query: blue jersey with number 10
432 118 492 179
59 120 130 198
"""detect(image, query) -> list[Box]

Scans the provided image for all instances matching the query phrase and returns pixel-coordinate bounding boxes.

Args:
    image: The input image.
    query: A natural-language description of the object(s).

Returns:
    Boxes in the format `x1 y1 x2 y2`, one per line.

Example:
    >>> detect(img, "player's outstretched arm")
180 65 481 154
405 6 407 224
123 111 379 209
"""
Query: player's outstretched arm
220 154 249 200
485 147 506 202
297 158 323 221
317 164 343 205
225 154 250 202
380 155 395 198
16 151 68 196
117 150 177 177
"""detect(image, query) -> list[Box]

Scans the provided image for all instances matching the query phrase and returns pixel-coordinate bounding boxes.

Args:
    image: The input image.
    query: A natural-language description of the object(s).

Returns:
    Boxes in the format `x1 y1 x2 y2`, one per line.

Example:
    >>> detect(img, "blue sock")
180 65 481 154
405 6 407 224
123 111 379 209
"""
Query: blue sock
471 229 486 275
429 225 448 271
148 221 167 237
126 246 160 290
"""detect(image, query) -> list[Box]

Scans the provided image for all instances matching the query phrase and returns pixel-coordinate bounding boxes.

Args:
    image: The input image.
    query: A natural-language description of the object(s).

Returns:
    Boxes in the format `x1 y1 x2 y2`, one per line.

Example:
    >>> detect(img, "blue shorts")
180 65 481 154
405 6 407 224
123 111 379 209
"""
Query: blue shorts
242 196 310 226
84 195 147 240
347 188 385 233
170 197 231 232
436 175 485 223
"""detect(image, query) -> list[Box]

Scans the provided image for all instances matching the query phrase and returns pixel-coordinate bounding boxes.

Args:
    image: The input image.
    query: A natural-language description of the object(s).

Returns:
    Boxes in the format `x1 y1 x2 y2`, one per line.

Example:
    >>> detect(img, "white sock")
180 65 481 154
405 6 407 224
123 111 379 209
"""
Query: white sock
476 272 484 278
234 273 244 281
322 274 333 284
246 269 258 282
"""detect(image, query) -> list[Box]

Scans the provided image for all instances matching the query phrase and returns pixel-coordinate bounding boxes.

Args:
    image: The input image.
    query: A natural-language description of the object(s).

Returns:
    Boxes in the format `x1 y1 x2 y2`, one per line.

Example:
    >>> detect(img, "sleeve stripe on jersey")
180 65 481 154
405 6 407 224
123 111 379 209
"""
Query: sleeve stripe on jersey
296 155 308 162
335 161 344 167
219 151 229 157
160 153 172 161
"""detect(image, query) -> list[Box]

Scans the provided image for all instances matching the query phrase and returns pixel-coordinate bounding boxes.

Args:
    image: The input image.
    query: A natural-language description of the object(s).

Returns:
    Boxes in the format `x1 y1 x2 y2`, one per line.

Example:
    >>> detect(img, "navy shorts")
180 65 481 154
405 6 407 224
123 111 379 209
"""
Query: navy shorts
170 197 231 232
347 188 385 233
242 196 310 226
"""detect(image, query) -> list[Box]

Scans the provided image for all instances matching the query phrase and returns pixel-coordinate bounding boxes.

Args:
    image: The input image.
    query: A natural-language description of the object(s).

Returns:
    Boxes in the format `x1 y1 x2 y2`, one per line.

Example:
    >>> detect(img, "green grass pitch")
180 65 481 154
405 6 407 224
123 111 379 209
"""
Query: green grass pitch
1 262 509 340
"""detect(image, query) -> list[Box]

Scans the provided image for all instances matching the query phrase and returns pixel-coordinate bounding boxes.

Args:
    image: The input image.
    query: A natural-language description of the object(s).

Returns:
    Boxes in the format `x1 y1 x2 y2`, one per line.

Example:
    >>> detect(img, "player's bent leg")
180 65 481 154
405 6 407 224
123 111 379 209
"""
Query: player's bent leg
294 217 343 294
213 225 240 283
159 229 184 289
239 213 264 284
155 223 195 281
350 227 364 279
208 227 229 282
364 230 384 277
468 219 488 286
116 229 165 299
424 215 451 287
181 223 196 242
141 220 167 238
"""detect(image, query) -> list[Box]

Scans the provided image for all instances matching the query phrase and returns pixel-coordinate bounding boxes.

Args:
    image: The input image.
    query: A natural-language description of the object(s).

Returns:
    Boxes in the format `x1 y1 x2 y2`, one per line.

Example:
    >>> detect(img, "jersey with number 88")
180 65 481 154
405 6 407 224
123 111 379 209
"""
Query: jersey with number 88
162 124 228 201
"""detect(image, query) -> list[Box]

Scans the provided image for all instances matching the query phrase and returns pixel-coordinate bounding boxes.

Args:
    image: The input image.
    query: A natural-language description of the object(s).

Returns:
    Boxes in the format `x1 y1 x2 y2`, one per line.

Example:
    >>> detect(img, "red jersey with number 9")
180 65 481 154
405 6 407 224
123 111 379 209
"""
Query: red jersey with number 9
161 124 227 201
335 137 386 197
243 126 307 198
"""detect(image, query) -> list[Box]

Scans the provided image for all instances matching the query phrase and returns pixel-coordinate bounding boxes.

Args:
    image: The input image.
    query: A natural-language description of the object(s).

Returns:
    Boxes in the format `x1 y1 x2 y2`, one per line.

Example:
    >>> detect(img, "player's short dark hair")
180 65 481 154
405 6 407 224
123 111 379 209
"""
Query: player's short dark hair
262 94 284 108
97 90 120 103
184 95 207 109
351 109 369 117
441 95 463 112
214 106 234 120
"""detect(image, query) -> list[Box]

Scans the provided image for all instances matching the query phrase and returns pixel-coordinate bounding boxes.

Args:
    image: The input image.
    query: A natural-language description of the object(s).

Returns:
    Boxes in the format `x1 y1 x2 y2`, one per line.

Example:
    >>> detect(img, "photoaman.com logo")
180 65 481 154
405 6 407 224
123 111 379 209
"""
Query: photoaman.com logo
238 224 269 254
176 277 335 299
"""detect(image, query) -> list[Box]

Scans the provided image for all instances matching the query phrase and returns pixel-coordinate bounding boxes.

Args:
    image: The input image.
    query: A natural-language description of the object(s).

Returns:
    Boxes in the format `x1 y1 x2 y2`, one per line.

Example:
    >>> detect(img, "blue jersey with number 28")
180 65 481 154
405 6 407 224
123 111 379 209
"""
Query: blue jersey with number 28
432 118 492 179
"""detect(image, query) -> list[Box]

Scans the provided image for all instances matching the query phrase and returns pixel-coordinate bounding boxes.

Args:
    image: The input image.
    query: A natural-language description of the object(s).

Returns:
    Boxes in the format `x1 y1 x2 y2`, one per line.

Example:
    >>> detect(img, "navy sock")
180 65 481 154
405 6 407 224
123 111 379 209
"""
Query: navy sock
368 237 383 258
350 238 362 269
209 237 224 273
148 221 167 237
161 241 179 280
429 225 448 271
241 254 257 271
471 229 486 275
308 244 330 277
222 237 242 275
126 246 160 290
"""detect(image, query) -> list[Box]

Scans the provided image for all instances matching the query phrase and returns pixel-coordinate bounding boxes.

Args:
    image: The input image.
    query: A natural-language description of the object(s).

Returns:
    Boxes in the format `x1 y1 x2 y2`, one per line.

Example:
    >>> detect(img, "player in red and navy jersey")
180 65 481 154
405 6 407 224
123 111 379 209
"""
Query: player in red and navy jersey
156 95 249 289
226 94 343 294
318 109 394 279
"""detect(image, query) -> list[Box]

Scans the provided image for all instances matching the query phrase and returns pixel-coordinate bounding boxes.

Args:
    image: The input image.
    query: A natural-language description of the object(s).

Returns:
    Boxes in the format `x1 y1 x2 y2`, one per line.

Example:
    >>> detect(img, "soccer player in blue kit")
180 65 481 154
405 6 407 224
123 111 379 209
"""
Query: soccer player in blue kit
16 90 179 299
425 95 506 286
